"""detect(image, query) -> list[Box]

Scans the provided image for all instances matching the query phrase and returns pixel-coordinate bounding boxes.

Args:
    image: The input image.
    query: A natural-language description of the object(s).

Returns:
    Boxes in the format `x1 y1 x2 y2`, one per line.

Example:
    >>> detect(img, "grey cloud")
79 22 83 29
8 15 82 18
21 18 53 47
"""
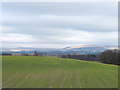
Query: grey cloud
2 2 118 48
2 2 117 17
3 14 117 33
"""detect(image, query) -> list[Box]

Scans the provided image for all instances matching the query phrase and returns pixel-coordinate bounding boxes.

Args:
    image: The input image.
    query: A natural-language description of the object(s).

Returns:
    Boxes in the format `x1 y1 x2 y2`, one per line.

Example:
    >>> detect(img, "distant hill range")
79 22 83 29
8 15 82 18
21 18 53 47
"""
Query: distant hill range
1 45 119 55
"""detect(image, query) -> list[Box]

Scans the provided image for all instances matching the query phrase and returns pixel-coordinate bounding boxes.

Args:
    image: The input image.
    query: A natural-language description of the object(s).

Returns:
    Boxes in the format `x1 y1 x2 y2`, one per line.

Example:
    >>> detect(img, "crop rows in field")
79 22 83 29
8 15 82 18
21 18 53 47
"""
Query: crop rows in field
2 56 118 88
3 70 81 88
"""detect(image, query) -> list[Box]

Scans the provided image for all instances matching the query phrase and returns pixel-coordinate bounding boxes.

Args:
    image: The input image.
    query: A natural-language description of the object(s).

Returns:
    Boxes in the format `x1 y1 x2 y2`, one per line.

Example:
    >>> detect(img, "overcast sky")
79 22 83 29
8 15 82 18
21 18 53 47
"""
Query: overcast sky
1 2 118 48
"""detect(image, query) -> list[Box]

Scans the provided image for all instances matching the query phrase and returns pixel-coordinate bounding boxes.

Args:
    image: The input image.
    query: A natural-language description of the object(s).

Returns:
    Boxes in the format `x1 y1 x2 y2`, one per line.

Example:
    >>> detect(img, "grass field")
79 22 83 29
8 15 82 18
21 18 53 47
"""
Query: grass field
2 56 118 88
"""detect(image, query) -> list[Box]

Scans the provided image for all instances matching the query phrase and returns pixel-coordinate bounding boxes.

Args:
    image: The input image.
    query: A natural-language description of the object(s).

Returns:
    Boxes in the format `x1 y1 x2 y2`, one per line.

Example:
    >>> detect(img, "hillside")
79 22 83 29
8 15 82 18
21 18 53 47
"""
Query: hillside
1 45 110 55
2 56 118 88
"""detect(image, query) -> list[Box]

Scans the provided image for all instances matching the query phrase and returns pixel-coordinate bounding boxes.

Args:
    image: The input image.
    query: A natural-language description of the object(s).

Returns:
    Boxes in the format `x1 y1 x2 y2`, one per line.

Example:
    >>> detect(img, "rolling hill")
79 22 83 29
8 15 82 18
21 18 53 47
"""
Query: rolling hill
2 56 118 88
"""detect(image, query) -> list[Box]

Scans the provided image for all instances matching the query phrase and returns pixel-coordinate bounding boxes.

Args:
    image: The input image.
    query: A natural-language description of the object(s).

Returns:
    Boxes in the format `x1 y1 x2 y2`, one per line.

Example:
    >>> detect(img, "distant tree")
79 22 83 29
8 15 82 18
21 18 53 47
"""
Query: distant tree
33 51 43 56
99 50 119 65
33 51 39 56
2 53 12 56
60 54 98 61
21 53 29 56
60 49 119 65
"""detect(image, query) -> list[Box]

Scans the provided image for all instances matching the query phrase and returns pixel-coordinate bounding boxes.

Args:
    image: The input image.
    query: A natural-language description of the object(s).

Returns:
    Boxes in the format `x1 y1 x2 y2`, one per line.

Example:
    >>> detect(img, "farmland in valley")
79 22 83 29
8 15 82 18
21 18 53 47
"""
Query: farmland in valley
2 56 118 88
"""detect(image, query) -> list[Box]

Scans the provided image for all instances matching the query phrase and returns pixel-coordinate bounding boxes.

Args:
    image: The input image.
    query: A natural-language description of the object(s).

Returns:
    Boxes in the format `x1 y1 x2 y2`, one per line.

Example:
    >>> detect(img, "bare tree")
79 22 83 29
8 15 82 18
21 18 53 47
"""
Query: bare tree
34 51 39 56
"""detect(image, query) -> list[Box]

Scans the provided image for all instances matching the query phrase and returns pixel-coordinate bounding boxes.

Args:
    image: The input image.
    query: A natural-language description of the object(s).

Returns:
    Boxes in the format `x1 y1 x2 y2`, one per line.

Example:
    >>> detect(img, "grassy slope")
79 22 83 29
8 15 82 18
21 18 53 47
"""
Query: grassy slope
2 56 118 88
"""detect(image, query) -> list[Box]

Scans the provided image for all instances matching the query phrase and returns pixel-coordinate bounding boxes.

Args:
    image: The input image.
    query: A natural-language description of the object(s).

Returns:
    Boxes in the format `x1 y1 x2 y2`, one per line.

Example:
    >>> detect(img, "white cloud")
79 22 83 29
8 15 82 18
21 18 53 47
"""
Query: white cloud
1 33 41 43
1 2 118 48
0 25 15 33
1 29 118 48
3 14 117 32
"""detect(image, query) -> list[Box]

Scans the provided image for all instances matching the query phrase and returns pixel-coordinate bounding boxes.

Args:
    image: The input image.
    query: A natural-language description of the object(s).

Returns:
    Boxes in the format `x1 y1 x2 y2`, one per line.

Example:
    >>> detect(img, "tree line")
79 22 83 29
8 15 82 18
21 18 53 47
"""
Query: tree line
99 49 119 65
2 49 119 65
1 51 44 56
60 49 119 65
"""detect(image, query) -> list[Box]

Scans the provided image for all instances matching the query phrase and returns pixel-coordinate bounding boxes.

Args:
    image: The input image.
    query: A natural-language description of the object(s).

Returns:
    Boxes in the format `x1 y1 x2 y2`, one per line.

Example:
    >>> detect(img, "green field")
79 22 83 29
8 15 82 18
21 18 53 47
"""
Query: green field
2 56 118 88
